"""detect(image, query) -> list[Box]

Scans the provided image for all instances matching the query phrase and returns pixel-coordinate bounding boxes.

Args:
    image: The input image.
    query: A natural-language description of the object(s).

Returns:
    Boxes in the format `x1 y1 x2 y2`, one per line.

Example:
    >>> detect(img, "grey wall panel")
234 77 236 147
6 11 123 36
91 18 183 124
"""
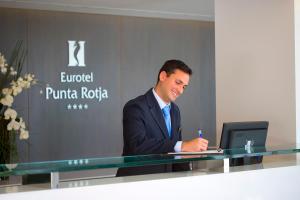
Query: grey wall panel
0 9 27 55
0 7 215 162
26 10 122 160
121 17 216 144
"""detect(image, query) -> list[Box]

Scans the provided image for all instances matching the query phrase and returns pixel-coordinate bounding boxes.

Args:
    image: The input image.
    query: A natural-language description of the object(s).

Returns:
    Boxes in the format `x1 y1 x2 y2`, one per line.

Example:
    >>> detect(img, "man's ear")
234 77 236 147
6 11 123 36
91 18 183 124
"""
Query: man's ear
159 71 167 82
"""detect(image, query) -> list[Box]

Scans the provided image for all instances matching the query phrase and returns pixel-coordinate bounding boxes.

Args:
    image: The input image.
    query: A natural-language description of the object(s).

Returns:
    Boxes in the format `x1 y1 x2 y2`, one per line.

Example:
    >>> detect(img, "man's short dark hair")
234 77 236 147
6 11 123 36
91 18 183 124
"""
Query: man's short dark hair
156 59 192 83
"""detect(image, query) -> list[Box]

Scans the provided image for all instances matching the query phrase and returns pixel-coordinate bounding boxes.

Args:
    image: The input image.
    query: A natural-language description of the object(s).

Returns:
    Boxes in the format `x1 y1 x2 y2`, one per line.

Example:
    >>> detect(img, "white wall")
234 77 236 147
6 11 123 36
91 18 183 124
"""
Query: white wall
295 0 300 144
215 0 295 145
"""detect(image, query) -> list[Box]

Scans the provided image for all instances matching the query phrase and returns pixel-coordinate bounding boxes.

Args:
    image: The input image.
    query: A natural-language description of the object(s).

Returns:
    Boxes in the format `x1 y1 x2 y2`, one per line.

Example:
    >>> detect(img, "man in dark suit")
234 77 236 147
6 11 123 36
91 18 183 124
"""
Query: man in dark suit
117 60 208 176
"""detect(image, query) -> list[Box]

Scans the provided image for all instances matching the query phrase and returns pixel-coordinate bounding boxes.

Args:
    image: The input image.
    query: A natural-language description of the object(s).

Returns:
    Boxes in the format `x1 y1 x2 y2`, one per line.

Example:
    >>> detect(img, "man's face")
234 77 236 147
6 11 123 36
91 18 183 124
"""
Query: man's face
158 69 190 103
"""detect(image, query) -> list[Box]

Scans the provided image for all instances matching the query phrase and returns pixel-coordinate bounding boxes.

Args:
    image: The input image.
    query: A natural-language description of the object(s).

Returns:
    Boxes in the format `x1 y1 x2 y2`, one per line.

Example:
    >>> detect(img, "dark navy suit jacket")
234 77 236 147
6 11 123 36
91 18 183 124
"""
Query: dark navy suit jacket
117 89 189 176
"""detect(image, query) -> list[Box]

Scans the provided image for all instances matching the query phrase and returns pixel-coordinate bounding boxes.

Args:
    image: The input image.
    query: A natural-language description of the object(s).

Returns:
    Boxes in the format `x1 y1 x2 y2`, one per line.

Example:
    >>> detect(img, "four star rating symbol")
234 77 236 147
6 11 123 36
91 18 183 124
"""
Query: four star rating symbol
67 104 88 110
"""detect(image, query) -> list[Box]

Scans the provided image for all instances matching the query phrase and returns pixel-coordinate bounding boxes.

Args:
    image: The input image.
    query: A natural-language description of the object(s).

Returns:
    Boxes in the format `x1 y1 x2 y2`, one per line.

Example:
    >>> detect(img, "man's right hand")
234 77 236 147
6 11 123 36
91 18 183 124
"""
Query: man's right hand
181 138 209 152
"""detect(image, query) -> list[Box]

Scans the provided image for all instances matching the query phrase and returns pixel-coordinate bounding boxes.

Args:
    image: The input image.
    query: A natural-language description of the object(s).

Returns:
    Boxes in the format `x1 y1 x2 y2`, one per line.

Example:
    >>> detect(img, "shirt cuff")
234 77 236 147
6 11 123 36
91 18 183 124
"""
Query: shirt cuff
174 141 182 152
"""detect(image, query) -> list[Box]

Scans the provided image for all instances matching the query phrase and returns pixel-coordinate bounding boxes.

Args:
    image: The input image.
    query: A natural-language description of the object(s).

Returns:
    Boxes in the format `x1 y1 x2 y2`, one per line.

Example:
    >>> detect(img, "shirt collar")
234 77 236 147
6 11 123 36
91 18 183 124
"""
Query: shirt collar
152 88 171 110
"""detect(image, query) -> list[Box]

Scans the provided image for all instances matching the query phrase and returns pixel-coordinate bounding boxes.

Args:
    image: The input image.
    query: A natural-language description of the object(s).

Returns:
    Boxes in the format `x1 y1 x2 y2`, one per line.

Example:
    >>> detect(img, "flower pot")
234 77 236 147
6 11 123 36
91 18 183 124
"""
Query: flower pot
0 118 18 180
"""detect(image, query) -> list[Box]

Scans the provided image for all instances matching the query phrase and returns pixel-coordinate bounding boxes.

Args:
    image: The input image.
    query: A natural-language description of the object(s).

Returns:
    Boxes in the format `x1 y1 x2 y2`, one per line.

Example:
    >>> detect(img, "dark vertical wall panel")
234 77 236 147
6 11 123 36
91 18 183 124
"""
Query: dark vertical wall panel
27 11 122 160
0 7 215 162
120 17 216 143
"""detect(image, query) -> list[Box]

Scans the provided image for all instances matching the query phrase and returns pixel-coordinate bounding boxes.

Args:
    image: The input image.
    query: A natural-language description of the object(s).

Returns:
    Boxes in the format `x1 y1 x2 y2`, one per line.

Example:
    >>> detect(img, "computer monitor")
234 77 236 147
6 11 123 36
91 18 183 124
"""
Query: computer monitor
219 121 268 166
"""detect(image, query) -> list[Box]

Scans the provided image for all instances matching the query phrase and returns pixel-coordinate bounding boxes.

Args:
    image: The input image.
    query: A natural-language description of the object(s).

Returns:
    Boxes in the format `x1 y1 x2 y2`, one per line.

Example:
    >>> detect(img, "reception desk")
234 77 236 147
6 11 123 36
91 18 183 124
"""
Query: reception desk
1 144 300 199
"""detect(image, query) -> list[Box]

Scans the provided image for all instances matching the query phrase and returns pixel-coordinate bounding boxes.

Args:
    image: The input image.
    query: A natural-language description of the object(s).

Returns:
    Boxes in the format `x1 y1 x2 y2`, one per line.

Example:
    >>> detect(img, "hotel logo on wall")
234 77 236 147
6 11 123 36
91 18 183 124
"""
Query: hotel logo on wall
68 40 86 67
44 40 109 110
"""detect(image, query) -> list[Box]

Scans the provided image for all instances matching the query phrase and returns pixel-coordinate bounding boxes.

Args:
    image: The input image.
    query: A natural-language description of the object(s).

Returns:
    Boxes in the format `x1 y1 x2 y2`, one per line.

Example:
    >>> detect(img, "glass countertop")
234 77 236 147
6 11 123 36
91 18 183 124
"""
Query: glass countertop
1 143 300 177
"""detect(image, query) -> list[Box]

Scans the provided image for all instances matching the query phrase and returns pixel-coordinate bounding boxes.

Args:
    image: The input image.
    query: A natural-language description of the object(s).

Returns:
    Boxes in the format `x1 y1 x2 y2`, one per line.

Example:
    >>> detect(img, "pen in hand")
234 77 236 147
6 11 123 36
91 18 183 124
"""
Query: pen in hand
197 129 209 151
198 129 203 138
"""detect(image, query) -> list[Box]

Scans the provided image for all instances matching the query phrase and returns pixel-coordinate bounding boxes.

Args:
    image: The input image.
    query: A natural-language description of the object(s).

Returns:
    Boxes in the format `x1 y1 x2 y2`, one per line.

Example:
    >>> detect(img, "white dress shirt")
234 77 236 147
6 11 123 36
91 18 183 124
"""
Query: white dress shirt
152 88 182 152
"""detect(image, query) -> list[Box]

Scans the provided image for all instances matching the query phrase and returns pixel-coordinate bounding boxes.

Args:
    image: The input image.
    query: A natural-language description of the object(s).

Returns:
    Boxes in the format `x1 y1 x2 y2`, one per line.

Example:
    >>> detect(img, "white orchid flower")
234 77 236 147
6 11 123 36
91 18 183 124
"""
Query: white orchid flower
0 94 14 107
25 74 34 82
1 67 7 74
0 54 6 68
18 117 26 129
17 77 23 83
4 108 17 120
10 70 17 76
23 81 31 88
2 88 12 95
19 80 27 88
20 128 29 140
12 85 22 96
7 119 21 131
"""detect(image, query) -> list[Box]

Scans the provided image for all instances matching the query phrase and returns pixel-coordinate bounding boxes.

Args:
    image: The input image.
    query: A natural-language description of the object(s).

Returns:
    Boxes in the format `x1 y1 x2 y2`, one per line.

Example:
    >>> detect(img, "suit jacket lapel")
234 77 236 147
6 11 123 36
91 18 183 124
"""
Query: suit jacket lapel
145 89 170 139
170 103 177 139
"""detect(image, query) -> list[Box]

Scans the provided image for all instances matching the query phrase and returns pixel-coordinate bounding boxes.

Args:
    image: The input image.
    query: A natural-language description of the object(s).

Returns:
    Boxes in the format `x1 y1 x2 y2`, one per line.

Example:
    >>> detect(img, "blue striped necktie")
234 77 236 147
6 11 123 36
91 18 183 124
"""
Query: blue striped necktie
162 105 171 137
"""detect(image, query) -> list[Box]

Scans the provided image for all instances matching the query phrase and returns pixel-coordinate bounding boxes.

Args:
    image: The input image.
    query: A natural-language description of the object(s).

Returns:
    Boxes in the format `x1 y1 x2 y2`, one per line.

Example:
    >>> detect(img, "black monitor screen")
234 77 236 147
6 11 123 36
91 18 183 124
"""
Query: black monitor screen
219 121 269 166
